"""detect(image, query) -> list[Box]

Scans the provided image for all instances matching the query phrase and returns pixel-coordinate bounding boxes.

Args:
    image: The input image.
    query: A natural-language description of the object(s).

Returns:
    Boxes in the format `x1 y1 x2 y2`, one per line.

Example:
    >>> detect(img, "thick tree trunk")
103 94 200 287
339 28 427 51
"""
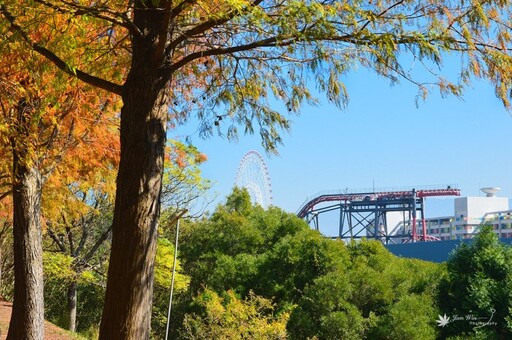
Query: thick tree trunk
99 83 167 339
7 164 44 340
98 3 172 337
98 46 169 339
0 238 3 292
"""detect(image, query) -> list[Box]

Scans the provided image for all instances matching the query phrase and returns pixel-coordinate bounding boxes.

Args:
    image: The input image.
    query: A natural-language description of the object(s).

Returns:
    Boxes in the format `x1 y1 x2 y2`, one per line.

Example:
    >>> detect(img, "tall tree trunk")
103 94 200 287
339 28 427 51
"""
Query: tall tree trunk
7 164 44 340
99 50 169 340
98 3 171 337
65 280 77 332
0 237 3 293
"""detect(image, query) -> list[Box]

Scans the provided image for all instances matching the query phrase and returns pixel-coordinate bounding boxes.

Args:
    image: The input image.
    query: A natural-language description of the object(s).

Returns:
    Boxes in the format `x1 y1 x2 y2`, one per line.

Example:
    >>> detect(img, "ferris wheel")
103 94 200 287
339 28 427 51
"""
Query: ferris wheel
234 151 273 209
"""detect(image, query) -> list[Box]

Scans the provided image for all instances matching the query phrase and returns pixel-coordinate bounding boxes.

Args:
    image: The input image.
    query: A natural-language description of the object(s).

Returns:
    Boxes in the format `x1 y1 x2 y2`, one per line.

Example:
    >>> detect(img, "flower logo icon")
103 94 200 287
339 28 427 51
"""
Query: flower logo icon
436 314 451 327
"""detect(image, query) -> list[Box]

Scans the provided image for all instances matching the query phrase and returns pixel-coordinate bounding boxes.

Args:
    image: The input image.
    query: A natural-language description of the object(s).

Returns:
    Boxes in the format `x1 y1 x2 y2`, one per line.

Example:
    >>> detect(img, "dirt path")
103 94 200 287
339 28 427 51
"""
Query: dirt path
0 299 77 339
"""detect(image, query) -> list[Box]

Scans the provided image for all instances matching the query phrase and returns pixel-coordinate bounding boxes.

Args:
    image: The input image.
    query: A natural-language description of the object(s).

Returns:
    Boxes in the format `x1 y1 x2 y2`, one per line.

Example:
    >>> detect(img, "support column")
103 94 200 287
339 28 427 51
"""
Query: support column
412 190 417 242
421 197 427 241
339 202 344 239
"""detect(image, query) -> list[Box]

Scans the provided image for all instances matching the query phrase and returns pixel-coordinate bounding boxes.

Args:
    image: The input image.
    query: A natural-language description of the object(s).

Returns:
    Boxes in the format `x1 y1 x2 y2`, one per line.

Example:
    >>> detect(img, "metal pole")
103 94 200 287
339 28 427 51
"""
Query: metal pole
412 190 417 242
421 197 427 241
165 209 187 340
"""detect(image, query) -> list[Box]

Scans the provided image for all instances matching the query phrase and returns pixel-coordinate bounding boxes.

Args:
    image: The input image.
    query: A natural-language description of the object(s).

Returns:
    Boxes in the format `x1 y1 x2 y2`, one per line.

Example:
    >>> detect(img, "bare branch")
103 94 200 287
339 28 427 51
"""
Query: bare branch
81 224 112 265
47 226 67 253
0 190 11 201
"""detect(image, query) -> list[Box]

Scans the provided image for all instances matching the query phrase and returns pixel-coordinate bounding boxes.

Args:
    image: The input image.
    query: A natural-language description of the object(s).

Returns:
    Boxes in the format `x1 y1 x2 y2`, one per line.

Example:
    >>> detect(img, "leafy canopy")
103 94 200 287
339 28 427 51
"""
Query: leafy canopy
1 0 511 152
174 188 444 339
439 226 512 338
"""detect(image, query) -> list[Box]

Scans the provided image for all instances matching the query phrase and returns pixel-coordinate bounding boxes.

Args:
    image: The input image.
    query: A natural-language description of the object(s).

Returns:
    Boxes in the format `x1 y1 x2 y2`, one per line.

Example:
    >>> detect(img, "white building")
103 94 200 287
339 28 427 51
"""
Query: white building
423 188 511 240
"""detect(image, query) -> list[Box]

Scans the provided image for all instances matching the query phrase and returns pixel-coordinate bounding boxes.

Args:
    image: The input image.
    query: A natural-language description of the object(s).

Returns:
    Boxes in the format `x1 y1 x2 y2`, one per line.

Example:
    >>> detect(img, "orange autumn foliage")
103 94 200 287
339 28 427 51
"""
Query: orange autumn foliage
0 14 120 226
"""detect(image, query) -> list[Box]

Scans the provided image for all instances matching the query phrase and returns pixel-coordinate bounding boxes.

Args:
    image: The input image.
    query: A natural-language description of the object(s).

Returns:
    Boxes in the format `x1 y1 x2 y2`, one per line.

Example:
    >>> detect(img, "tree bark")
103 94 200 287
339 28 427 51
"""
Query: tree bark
7 164 44 340
66 281 77 333
99 81 168 339
99 10 169 335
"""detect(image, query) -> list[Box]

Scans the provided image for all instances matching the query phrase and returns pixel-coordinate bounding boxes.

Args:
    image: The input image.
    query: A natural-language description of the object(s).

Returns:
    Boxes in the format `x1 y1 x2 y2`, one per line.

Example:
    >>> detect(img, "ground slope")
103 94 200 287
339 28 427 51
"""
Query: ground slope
0 299 78 339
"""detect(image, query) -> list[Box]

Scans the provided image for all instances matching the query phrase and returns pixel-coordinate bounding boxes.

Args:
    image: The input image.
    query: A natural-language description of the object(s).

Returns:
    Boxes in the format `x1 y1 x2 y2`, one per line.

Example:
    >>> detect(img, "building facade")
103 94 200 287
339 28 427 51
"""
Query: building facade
422 190 511 240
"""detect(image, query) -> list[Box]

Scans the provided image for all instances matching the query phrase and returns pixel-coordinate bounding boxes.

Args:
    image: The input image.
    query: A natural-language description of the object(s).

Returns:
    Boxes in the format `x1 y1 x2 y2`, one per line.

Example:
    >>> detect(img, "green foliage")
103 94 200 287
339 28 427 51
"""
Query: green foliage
225 187 252 215
373 294 436 340
151 237 191 337
173 189 444 339
179 188 339 302
181 289 289 339
288 240 443 339
257 229 349 302
42 188 113 334
160 140 211 223
288 269 373 339
3 1 512 337
43 274 105 334
154 237 190 291
0 226 14 301
3 0 512 155
43 252 74 281
439 225 512 338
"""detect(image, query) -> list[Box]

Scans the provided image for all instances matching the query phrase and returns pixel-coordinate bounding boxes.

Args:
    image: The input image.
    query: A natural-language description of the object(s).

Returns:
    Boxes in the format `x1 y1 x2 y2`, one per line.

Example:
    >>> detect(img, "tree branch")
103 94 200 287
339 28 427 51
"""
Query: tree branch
75 216 89 257
81 224 112 265
0 5 123 95
165 0 264 55
0 190 11 201
33 0 143 38
47 226 67 253
61 213 75 257
169 0 198 22
168 36 283 73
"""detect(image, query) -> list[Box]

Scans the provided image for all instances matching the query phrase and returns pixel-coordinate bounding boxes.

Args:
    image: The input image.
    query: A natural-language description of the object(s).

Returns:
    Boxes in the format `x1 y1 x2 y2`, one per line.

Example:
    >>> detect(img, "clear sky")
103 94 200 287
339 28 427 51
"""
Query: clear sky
173 66 512 218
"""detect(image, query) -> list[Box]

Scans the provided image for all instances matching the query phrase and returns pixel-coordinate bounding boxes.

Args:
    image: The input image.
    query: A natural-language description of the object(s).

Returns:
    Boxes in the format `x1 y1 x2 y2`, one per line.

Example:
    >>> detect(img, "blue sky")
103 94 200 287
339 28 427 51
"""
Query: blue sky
174 68 512 218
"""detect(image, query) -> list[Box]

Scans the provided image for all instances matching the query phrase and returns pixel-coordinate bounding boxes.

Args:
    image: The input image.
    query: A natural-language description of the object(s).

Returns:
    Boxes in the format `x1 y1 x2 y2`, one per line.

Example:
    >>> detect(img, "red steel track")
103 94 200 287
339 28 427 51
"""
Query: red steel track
297 188 461 218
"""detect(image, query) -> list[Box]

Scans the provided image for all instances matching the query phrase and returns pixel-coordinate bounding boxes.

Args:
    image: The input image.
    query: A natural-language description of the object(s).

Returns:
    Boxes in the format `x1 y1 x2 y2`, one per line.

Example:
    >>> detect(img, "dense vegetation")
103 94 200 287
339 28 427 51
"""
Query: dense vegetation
2 186 512 339
439 225 512 339
169 188 444 339
170 189 512 339
2 0 511 337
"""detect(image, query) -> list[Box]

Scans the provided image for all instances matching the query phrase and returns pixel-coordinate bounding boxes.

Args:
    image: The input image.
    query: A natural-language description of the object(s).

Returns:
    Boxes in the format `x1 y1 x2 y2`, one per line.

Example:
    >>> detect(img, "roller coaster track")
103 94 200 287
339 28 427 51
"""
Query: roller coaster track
297 187 461 219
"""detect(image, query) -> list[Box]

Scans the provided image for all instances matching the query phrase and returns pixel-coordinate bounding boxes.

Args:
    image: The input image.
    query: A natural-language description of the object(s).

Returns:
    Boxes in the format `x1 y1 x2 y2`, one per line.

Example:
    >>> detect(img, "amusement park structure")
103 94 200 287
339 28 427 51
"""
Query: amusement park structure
297 186 461 243
235 151 273 209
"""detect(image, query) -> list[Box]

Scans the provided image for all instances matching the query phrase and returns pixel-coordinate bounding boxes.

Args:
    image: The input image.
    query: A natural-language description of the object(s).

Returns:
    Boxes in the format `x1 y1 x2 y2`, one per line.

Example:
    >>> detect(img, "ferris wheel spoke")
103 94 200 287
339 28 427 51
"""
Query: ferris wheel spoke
234 150 273 209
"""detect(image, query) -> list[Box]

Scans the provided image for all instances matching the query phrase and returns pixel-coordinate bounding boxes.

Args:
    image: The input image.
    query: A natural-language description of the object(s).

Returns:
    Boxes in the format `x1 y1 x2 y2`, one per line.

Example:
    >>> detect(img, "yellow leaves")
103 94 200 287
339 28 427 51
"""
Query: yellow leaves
470 0 490 29
487 7 499 21
43 252 74 281
469 58 482 78
482 51 512 109
167 139 207 170
43 253 100 284
154 237 190 291
438 78 463 98
497 28 511 51
184 289 290 339
79 270 96 285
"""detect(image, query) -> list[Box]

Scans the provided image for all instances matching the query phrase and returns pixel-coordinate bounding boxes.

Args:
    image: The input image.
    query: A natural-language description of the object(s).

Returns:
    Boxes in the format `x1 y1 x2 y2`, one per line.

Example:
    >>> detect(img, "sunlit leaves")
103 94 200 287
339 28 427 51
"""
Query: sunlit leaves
3 0 511 155
43 252 74 281
154 237 190 291
439 226 512 337
160 140 211 220
162 0 512 152
178 191 444 339
0 3 121 225
182 289 289 339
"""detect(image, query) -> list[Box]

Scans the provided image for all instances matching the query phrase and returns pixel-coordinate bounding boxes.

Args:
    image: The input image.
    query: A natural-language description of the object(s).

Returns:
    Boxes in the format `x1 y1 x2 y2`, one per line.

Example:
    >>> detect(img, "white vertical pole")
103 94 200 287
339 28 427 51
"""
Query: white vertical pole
165 209 186 340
